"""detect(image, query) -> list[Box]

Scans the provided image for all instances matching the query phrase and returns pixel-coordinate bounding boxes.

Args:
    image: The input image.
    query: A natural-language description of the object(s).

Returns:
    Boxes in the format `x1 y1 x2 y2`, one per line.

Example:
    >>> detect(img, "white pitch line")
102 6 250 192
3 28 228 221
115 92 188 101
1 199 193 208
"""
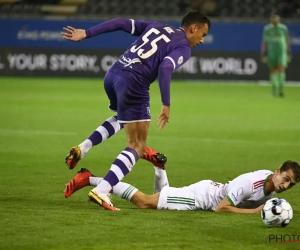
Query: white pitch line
151 135 300 147
0 129 298 147
198 138 300 147
0 129 77 136
182 80 300 87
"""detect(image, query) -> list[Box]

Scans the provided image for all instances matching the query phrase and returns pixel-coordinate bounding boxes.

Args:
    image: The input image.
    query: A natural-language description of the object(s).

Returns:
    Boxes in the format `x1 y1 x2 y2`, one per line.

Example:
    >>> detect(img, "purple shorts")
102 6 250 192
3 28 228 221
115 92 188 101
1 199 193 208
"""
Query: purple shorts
104 70 151 123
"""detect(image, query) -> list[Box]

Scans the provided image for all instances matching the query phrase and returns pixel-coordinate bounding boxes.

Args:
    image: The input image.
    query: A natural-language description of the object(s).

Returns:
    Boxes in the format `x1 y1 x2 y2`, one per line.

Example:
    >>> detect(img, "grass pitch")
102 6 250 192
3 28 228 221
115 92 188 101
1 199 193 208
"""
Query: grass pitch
0 78 300 250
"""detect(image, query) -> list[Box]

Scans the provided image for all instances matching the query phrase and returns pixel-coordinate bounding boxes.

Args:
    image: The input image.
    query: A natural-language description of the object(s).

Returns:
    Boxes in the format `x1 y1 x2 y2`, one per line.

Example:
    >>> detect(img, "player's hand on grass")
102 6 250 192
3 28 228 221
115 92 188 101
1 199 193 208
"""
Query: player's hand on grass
61 26 87 42
157 105 170 130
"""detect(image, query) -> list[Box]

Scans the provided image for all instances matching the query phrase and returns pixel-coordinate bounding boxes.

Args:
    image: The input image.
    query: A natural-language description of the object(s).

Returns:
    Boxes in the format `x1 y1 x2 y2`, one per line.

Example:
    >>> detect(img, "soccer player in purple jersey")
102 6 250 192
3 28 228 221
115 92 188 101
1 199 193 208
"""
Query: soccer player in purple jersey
61 11 211 210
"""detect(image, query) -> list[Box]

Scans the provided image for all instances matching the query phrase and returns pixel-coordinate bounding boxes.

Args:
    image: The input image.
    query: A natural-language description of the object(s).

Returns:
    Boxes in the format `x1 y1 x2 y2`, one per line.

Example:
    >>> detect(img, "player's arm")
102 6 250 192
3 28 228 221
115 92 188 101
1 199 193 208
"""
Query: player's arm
215 178 262 214
261 27 268 63
284 26 292 62
261 42 267 56
157 45 191 130
215 197 263 214
61 18 151 42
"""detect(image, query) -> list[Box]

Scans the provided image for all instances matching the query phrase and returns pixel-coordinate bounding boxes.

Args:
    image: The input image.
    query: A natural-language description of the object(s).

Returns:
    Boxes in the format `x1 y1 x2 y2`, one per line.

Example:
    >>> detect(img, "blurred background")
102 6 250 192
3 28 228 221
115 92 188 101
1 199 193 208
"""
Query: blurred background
0 0 299 81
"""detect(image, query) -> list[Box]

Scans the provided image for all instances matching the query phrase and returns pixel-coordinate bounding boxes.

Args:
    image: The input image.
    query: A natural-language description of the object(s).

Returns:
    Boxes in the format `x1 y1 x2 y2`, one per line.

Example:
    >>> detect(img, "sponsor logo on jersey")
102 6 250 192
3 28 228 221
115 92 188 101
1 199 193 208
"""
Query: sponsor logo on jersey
231 187 243 202
118 55 142 68
178 56 183 65
231 193 238 202
147 107 151 117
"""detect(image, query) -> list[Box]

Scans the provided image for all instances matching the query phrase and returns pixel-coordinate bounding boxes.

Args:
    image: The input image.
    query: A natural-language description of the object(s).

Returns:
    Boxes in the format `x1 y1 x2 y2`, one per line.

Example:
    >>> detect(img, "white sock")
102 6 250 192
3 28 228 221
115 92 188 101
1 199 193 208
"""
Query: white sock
79 139 93 158
89 176 103 186
90 178 137 201
112 182 138 201
153 166 169 193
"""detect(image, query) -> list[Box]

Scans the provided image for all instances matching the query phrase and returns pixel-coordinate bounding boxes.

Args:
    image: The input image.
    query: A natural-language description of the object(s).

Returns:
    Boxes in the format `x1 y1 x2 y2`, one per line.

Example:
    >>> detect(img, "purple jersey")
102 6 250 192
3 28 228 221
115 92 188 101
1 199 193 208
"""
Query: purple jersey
86 18 191 106
110 20 191 84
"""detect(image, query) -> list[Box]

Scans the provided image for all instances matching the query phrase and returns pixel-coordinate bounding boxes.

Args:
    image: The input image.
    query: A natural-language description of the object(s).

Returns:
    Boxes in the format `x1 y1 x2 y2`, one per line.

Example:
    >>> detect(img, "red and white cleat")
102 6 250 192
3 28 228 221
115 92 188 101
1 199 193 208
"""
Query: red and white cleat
65 146 82 170
64 168 93 198
88 189 120 211
141 146 167 170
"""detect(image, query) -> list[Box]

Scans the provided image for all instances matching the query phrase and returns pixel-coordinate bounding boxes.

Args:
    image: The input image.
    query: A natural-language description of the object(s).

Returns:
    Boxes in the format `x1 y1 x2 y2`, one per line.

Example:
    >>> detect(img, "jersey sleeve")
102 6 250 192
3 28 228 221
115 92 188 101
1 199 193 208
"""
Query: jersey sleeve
130 19 152 36
163 45 191 70
85 18 151 38
226 177 253 206
157 45 191 106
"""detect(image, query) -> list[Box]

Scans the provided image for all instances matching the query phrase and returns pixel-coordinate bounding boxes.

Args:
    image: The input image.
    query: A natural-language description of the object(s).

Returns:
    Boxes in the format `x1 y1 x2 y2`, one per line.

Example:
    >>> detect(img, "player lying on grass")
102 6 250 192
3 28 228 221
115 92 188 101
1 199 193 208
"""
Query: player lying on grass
64 151 300 213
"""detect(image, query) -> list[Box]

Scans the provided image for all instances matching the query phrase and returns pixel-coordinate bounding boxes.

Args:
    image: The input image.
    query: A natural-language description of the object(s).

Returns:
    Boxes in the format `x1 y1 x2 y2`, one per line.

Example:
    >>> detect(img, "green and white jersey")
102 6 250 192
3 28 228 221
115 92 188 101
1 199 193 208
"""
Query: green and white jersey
157 170 275 211
224 170 275 209
263 23 289 54
193 170 275 211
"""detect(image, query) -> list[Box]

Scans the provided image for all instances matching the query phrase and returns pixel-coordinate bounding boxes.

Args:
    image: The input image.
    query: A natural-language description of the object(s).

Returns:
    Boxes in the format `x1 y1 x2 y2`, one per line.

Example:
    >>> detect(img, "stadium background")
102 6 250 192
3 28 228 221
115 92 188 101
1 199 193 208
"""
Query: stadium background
1 0 300 80
1 1 300 250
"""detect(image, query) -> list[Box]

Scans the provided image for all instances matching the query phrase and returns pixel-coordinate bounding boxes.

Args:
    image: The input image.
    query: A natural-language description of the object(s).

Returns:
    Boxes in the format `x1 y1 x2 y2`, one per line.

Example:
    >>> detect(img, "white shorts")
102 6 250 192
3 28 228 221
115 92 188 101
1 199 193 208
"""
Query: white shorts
157 180 215 211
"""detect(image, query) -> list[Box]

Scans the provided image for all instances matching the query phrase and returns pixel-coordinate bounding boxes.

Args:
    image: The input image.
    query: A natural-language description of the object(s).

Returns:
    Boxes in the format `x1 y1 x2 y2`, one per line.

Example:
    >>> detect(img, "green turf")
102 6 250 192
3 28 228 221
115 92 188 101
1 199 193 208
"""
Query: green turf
0 78 300 250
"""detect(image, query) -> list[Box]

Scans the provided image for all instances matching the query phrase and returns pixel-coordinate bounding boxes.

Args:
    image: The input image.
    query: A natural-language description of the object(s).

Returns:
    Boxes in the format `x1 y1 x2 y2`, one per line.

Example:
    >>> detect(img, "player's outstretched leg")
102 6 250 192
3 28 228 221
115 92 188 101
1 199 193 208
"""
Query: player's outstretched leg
65 116 124 169
87 146 138 211
89 179 154 210
64 168 94 198
112 183 159 209
64 166 163 210
88 122 148 210
141 146 167 169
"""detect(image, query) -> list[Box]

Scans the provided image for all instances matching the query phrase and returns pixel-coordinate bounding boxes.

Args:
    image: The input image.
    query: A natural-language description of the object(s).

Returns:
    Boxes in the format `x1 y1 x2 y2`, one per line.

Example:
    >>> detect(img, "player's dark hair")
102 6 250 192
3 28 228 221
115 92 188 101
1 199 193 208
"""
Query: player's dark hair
280 160 300 182
181 10 211 30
